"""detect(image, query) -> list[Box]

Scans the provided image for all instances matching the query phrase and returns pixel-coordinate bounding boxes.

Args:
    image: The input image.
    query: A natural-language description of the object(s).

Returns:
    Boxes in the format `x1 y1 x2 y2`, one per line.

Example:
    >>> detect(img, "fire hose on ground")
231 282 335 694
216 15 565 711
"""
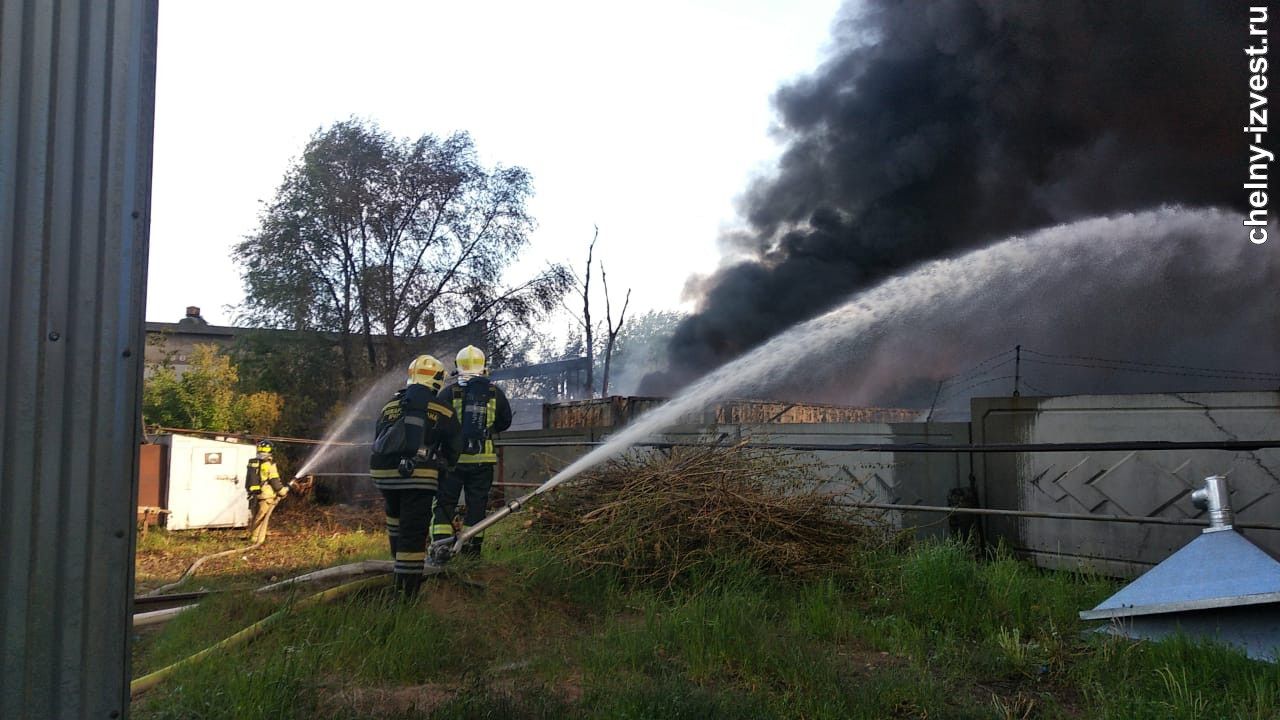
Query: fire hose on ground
143 482 305 597
133 561 401 629
130 559 452 696
142 540 264 598
130 574 391 697
131 494 537 691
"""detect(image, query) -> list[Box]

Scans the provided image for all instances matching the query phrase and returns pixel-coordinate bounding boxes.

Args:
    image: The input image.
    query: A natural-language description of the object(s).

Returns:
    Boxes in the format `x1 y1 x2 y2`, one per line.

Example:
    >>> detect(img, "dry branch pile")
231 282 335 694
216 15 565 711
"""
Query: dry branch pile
529 441 892 587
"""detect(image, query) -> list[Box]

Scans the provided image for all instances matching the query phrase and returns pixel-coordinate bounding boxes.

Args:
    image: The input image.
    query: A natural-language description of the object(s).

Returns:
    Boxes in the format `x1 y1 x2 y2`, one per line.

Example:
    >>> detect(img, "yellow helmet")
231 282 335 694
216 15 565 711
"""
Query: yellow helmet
455 345 486 376
407 354 445 391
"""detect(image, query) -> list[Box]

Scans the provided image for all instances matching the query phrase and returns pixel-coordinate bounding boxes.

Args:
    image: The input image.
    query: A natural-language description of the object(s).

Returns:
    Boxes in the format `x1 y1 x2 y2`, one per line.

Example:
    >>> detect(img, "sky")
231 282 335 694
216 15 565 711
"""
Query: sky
146 0 846 329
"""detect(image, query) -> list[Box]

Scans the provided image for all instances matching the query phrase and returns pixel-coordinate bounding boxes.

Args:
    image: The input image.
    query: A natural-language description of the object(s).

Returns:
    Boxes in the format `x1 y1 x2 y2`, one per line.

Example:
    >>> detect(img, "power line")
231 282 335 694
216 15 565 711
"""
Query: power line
932 346 1279 406
934 374 1018 405
1021 348 1280 381
1021 357 1280 383
1018 378 1052 396
938 349 1017 387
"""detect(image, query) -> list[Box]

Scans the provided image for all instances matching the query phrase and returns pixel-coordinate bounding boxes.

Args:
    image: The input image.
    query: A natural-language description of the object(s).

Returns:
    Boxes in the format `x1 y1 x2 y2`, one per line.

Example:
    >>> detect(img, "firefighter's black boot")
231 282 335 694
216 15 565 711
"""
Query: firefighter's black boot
393 572 422 600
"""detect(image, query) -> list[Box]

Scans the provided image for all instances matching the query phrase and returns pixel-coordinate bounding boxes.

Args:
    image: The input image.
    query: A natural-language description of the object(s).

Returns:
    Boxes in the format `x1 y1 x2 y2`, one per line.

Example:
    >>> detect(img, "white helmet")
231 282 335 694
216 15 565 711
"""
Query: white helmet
456 345 486 376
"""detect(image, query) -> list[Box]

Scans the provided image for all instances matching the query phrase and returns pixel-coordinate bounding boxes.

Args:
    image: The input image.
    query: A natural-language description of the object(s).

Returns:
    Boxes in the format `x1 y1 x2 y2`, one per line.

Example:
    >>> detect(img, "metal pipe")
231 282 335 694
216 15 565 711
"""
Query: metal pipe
495 439 1280 453
151 430 1280 454
428 439 1280 558
298 471 550 486
432 488 541 560
841 501 1280 531
132 590 210 610
149 426 367 447
1191 475 1235 532
132 605 195 629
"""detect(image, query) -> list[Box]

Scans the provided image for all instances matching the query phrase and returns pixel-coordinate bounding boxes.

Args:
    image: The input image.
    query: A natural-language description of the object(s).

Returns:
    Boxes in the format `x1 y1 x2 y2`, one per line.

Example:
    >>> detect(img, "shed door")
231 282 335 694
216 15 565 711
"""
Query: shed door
182 447 245 528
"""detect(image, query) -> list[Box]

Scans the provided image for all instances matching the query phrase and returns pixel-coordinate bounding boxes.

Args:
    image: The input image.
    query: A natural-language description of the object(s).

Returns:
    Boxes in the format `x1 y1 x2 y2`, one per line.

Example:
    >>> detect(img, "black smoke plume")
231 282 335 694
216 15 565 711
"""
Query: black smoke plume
643 0 1277 410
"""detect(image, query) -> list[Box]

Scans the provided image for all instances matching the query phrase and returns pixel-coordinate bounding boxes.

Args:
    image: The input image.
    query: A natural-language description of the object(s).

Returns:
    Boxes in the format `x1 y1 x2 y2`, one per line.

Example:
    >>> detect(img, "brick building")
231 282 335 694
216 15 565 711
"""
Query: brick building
145 306 486 376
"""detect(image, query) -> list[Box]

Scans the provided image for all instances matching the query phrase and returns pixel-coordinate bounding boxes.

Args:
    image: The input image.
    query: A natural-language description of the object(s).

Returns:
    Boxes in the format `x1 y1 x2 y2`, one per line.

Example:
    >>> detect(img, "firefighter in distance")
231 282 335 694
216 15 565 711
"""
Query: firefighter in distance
246 441 291 544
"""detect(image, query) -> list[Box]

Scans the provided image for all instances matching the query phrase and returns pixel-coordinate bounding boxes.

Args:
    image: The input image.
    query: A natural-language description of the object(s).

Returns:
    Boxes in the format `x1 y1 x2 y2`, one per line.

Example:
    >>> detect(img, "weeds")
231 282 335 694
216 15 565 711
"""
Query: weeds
1157 665 1211 720
132 497 1280 719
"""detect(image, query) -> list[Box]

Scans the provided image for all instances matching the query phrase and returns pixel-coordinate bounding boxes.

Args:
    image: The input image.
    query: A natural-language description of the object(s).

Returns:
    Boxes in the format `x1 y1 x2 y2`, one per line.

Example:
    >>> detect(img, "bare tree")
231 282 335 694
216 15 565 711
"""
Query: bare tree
564 226 599 396
599 260 631 396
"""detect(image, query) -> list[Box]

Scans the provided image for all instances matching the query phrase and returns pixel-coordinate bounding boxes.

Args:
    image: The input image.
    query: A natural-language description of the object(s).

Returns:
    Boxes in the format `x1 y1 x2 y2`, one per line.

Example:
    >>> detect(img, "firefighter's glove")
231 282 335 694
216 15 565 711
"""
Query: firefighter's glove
397 457 416 478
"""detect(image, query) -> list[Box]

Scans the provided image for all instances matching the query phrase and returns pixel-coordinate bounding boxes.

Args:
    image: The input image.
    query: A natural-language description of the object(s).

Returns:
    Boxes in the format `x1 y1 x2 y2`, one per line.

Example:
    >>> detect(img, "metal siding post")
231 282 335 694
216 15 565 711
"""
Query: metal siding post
0 0 158 717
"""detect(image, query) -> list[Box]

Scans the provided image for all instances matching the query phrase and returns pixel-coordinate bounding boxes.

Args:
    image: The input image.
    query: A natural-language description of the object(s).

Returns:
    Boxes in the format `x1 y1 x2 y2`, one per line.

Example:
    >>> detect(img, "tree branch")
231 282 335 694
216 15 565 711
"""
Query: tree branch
599 259 631 396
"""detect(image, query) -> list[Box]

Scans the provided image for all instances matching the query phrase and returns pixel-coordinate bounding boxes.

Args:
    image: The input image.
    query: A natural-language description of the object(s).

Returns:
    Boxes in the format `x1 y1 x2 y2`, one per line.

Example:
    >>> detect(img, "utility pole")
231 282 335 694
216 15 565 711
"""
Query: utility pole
1013 345 1021 397
926 380 943 422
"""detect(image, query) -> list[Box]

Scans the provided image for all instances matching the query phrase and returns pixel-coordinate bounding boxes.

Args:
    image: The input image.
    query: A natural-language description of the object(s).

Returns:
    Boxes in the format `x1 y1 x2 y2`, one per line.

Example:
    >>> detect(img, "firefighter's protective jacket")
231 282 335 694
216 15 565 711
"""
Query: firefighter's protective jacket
439 377 512 464
247 457 284 496
370 384 462 490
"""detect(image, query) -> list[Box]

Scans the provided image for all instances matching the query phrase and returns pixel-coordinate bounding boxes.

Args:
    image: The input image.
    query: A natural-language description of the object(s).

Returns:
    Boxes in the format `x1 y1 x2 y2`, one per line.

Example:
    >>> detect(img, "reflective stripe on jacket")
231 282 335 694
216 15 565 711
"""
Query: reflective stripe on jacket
369 384 460 491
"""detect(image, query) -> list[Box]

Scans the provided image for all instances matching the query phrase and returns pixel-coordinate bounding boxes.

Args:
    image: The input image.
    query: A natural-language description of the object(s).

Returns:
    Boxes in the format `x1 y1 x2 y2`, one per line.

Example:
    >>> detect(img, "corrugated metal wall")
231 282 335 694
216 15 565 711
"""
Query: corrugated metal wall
0 1 158 718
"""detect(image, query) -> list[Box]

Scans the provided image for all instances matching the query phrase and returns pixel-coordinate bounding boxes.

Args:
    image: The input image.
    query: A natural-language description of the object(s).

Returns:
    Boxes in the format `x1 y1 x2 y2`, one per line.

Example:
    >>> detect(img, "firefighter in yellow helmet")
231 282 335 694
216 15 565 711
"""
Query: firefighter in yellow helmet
431 345 512 559
371 355 462 597
246 441 290 544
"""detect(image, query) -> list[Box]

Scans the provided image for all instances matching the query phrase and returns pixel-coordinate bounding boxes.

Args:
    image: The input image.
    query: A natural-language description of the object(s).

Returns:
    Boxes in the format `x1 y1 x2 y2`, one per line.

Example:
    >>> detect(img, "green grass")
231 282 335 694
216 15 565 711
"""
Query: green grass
135 522 388 593
131 531 1280 720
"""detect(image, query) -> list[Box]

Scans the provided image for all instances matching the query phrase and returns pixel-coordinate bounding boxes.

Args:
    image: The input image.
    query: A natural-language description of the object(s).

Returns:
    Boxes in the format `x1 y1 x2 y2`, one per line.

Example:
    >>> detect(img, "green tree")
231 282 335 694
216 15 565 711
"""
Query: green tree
234 118 570 378
141 364 185 428
229 330 347 439
142 343 285 434
235 391 284 436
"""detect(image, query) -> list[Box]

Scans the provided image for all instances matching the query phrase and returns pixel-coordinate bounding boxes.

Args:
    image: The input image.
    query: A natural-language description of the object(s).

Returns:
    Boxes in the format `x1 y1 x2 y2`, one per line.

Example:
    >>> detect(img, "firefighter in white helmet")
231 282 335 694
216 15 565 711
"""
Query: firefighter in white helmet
370 354 461 597
431 345 512 559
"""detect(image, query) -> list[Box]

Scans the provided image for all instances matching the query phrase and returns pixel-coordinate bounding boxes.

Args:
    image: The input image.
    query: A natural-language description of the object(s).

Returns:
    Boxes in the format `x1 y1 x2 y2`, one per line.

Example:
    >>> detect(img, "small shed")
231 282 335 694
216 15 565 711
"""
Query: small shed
137 433 258 530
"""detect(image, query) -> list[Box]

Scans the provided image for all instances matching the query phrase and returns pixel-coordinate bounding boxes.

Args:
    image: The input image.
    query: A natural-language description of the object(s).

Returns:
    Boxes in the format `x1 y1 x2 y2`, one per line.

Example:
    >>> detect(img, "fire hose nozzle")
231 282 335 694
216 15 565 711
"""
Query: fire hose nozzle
428 537 455 566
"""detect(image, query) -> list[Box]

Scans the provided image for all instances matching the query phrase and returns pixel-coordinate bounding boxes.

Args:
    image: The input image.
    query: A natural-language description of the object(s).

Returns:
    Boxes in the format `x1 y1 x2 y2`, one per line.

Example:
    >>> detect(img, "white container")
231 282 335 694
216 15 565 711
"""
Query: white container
159 434 257 530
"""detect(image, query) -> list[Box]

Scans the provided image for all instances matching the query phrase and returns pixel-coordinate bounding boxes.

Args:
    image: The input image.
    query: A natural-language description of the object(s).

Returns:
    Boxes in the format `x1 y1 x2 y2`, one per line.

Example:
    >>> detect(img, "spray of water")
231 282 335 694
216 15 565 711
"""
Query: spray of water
293 369 406 478
532 206 1239 496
